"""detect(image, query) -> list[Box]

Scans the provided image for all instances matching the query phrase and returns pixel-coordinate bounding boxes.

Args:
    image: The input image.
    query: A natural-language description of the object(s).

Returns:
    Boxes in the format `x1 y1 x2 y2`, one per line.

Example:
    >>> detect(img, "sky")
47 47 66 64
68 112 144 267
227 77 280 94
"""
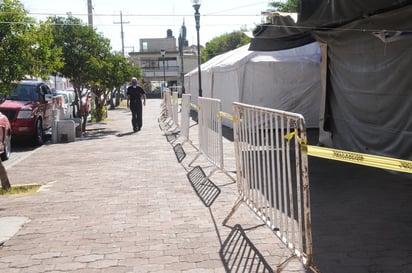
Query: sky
20 0 272 54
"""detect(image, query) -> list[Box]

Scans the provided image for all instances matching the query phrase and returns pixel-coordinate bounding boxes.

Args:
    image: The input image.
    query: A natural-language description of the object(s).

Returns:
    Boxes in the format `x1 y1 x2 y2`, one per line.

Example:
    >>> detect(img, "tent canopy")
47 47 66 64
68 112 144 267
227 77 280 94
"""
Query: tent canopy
185 42 322 128
249 2 412 160
250 1 412 51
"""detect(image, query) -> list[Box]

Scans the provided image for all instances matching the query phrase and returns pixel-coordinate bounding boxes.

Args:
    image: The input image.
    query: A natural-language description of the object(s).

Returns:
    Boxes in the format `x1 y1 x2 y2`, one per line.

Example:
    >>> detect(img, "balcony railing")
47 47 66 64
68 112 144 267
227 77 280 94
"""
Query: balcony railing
141 66 179 73
141 66 180 79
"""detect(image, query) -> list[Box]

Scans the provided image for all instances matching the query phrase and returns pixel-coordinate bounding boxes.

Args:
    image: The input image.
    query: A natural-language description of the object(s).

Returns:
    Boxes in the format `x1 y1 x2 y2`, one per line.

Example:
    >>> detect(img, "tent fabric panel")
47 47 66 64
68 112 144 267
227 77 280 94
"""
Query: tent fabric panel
241 61 322 128
298 0 412 27
184 42 322 129
317 6 412 159
212 70 242 127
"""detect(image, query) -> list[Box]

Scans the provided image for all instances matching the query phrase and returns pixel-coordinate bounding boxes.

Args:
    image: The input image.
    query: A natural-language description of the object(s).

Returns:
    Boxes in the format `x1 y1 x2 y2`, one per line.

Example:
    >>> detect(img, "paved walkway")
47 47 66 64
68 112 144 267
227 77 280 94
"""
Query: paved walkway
1 99 411 273
0 99 304 273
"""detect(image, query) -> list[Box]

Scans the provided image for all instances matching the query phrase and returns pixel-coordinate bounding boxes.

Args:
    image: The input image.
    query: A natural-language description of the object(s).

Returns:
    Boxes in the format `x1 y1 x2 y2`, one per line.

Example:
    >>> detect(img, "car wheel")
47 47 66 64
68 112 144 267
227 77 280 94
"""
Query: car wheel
34 119 44 146
0 131 11 161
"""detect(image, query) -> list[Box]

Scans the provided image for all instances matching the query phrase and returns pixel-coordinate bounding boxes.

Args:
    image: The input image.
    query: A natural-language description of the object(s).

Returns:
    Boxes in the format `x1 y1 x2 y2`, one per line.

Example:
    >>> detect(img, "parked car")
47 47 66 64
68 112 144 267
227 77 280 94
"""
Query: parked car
64 87 91 118
0 111 11 161
53 90 76 119
0 80 55 146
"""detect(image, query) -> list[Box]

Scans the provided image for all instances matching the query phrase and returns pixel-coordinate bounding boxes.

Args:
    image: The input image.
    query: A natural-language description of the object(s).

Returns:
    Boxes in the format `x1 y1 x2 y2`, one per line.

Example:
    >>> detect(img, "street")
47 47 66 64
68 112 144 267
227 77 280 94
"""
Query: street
2 137 47 171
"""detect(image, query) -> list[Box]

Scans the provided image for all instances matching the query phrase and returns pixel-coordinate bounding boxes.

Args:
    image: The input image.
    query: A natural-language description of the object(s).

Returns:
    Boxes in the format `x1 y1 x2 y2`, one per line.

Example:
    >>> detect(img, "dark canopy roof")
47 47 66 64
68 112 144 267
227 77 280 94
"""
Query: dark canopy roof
249 1 412 160
298 0 412 28
249 16 315 51
250 0 412 51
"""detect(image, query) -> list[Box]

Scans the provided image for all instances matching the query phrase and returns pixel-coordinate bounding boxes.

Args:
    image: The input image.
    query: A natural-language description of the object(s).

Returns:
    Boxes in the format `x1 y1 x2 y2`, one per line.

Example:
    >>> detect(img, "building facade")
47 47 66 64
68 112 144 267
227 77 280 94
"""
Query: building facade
128 29 199 96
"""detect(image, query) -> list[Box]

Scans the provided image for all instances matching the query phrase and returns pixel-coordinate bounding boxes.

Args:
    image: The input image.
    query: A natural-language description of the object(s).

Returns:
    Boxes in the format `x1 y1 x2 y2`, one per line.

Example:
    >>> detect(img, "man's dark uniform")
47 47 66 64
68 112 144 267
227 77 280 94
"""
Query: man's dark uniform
126 84 145 132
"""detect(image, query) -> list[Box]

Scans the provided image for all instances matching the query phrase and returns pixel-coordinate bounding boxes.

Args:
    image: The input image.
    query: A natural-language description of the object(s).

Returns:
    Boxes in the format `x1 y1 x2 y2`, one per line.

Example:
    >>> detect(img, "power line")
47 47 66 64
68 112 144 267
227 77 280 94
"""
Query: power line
0 20 409 34
0 11 264 17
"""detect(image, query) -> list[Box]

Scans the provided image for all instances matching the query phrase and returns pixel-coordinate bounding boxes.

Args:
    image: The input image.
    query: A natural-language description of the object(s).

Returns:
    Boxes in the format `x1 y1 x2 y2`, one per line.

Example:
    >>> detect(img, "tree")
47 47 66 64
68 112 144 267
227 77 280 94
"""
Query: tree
202 31 250 62
0 0 62 190
49 15 112 129
99 52 141 112
50 15 141 123
0 0 62 94
270 0 298 12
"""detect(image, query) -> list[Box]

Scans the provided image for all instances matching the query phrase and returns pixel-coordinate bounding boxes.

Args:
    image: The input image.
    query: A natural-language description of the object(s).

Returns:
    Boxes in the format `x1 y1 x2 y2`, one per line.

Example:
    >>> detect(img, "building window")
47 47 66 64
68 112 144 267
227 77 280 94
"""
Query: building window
142 42 148 52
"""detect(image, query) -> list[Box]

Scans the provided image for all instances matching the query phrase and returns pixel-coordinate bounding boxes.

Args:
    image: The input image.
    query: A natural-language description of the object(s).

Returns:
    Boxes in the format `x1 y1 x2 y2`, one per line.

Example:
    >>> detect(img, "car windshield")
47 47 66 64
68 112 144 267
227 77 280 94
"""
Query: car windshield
56 92 69 104
9 85 38 101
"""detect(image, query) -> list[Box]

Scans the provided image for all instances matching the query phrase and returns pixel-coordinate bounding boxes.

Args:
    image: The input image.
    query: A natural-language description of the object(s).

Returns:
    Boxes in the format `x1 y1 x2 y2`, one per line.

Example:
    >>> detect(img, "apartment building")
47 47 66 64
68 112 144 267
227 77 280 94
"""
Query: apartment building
128 29 199 96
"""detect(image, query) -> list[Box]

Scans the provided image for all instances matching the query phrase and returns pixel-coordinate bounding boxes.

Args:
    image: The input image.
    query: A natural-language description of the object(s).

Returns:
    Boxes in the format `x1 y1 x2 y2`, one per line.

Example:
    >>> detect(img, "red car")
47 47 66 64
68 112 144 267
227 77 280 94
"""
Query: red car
0 80 54 146
0 111 11 161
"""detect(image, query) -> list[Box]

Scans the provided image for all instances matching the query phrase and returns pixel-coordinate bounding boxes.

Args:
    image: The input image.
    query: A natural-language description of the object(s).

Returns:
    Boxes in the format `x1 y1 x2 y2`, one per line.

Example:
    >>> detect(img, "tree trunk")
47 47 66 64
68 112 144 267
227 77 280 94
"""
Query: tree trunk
94 98 102 122
0 161 11 190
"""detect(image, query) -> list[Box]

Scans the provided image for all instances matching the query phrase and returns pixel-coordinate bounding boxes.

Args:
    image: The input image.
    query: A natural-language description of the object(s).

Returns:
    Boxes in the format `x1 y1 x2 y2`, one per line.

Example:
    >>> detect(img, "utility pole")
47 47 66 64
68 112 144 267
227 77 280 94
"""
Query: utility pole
87 0 93 26
114 11 130 55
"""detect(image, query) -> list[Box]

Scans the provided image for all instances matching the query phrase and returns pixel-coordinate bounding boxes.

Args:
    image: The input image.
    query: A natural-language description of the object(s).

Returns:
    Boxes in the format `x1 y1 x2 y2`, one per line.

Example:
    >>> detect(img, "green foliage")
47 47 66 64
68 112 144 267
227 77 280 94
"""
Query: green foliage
49 16 108 89
0 0 62 94
202 31 251 62
270 0 298 12
28 21 63 79
0 1 142 107
0 184 41 195
90 105 107 122
49 15 140 120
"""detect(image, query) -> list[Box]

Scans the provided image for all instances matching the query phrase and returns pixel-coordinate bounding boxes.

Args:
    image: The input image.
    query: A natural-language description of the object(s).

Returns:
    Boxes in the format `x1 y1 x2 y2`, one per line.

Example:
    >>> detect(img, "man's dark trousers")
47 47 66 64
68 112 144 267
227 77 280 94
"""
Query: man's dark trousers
130 100 142 131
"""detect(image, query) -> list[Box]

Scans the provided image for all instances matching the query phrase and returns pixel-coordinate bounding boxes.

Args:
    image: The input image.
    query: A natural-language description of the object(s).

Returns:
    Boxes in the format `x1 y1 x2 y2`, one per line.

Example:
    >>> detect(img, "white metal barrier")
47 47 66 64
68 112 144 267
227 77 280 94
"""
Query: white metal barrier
189 97 223 172
180 94 191 142
224 102 319 273
159 89 175 131
165 90 172 120
189 97 234 181
159 89 168 120
172 91 179 127
170 85 183 97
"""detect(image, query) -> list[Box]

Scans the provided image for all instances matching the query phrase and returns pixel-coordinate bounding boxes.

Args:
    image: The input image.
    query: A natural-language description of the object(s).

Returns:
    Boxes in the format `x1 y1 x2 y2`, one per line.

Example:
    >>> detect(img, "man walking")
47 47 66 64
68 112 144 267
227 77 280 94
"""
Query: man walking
126 77 146 132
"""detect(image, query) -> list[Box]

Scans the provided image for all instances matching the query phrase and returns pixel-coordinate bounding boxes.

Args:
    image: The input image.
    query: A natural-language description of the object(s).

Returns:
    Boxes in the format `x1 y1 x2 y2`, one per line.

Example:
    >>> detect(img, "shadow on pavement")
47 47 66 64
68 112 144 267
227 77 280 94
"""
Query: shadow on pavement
220 224 274 273
186 166 221 208
82 128 121 140
309 155 412 273
218 126 412 272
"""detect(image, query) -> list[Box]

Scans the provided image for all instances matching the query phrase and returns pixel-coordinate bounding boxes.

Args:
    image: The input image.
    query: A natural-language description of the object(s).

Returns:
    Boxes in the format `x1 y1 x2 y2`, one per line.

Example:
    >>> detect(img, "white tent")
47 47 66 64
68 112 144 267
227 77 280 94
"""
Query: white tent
185 42 322 128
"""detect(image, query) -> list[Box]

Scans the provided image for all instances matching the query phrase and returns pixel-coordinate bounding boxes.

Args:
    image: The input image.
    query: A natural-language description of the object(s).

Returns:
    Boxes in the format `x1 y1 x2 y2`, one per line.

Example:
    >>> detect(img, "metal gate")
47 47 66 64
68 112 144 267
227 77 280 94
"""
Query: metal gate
224 102 319 272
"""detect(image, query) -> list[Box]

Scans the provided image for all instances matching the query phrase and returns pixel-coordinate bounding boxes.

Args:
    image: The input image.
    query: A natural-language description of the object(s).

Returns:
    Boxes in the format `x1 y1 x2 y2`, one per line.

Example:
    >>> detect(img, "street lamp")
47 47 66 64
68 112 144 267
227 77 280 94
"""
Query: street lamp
179 19 187 95
160 48 166 99
191 0 202 97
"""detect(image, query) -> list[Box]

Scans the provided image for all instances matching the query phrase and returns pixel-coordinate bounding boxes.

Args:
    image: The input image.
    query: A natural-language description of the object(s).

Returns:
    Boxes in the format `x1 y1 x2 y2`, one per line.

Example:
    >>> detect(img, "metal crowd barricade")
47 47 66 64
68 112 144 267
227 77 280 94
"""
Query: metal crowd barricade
159 89 174 131
189 97 234 181
172 91 179 127
165 89 172 120
180 94 191 143
223 102 319 273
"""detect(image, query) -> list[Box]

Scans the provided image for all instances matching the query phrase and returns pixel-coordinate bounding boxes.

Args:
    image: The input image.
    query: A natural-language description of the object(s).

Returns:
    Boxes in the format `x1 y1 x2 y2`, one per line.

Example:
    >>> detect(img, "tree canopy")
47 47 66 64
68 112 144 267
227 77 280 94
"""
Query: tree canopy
49 15 141 121
270 0 298 12
202 31 251 63
0 0 63 94
0 1 139 97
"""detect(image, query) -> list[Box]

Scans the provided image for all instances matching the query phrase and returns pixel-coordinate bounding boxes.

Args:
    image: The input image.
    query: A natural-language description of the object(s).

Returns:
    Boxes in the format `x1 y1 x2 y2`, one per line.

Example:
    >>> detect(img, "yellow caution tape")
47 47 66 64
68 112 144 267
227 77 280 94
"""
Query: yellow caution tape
284 131 307 145
303 145 412 174
285 132 412 174
190 103 200 111
217 111 238 123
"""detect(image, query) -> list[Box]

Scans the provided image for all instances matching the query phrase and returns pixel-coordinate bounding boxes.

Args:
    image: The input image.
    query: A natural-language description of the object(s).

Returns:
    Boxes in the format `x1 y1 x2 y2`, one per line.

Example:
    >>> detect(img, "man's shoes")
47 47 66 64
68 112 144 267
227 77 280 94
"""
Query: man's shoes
133 127 140 132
